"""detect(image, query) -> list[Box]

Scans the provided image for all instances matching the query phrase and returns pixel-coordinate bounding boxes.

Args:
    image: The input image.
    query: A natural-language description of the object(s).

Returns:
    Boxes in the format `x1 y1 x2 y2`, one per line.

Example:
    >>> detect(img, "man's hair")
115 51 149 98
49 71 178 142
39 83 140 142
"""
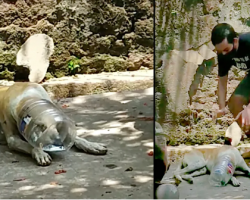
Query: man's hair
211 23 238 46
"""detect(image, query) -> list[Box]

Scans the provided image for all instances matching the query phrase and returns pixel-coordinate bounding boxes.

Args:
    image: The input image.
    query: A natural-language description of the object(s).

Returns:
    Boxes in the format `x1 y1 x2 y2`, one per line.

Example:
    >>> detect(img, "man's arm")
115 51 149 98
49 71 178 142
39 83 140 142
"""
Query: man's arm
218 75 228 110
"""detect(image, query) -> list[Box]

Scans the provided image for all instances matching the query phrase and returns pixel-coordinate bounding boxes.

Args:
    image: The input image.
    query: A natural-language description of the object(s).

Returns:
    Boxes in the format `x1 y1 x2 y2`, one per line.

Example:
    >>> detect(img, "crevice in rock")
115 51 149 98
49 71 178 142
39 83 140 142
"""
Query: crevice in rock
3 0 17 4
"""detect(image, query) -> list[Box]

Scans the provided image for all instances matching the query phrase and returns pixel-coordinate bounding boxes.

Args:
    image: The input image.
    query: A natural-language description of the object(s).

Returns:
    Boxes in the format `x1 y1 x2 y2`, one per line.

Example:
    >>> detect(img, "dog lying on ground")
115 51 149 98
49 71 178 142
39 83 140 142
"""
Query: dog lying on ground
173 145 250 186
0 82 107 166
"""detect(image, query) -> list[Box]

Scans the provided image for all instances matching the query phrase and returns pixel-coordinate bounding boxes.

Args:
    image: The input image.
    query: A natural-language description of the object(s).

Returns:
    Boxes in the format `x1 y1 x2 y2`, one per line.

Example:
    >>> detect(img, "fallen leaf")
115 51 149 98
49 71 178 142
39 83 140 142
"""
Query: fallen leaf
13 178 26 181
144 103 148 106
148 151 153 156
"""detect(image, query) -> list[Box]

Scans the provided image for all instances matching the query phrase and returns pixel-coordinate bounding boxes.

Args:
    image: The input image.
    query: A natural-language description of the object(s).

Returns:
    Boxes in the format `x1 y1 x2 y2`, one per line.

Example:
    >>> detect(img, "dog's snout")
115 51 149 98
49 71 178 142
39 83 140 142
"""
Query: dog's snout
54 137 63 146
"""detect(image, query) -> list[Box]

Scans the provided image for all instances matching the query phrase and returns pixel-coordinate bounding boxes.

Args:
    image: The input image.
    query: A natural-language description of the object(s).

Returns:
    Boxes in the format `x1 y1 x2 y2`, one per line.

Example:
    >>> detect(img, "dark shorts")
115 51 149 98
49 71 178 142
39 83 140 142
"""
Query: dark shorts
233 72 250 102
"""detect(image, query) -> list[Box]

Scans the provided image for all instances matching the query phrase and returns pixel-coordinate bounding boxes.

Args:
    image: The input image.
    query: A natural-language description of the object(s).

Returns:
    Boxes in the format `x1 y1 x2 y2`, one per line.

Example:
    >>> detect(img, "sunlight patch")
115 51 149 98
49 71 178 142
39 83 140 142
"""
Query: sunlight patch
102 179 120 186
19 185 36 191
72 97 86 104
70 188 87 193
93 120 107 125
142 140 153 147
0 182 11 186
134 175 153 183
121 100 132 104
106 121 124 127
35 183 64 191
116 114 129 118
110 184 134 189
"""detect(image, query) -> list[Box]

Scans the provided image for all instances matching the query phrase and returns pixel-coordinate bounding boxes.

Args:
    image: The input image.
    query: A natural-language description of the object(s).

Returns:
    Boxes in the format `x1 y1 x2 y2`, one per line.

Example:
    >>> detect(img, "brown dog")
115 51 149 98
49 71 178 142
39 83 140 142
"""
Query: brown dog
173 145 250 187
0 82 107 166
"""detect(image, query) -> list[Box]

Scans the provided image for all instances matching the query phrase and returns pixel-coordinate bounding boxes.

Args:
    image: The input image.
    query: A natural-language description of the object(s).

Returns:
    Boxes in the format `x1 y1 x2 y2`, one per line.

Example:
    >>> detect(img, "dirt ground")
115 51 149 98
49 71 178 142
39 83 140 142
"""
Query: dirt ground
0 88 153 199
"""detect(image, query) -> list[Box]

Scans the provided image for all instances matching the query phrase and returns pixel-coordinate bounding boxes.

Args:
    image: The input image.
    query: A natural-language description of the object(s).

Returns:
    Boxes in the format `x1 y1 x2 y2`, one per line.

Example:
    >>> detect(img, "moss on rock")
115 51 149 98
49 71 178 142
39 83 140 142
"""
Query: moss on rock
0 68 15 80
78 54 130 73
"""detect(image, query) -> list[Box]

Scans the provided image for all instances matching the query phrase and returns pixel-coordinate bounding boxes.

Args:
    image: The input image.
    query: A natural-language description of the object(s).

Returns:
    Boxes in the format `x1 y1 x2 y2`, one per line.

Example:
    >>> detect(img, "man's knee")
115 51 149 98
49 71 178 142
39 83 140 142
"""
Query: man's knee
228 95 247 118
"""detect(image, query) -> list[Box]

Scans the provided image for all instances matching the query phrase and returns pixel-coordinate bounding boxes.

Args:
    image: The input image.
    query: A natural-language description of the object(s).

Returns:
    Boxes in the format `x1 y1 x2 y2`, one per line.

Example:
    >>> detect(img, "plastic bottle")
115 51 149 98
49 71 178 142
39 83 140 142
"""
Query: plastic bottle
209 154 236 187
17 98 77 152
156 184 179 199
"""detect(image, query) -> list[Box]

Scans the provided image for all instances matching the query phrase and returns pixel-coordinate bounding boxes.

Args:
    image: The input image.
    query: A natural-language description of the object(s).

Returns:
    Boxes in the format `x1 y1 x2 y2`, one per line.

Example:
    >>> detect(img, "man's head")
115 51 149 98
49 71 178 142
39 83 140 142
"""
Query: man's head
211 23 239 55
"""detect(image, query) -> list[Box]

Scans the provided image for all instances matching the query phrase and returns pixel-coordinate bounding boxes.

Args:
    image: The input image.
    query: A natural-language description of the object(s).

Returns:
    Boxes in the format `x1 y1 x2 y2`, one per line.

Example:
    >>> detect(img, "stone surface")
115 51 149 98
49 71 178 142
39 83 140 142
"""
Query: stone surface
172 50 204 65
164 51 200 114
0 87 153 199
0 70 153 99
0 0 153 80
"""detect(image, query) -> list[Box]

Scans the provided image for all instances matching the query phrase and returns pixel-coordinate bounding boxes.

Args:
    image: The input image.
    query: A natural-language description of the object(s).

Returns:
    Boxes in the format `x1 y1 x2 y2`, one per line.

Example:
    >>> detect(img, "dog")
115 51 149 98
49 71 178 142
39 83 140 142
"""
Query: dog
173 145 250 187
0 82 107 166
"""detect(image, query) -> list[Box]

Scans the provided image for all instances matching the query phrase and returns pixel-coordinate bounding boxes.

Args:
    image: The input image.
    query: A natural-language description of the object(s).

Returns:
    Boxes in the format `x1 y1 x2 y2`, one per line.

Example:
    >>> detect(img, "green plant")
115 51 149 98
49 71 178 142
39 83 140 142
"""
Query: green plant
171 10 178 15
68 59 80 75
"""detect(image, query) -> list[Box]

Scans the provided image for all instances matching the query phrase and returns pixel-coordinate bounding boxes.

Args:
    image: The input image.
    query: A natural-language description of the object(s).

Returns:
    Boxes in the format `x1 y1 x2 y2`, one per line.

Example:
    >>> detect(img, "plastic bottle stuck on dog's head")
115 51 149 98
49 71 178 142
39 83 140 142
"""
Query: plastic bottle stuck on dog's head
18 99 77 152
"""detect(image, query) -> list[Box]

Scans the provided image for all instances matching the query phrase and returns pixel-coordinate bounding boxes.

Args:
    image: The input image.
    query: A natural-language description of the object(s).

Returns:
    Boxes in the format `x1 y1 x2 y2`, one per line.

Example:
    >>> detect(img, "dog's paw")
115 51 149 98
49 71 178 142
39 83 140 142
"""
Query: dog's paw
173 172 183 182
75 139 108 155
231 177 241 187
181 175 194 184
32 148 52 166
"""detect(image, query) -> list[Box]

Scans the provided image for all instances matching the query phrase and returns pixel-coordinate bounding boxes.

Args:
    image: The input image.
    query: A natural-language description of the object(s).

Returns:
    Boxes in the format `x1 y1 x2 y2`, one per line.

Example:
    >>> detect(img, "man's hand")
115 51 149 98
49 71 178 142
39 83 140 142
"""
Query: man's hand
213 107 228 121
235 105 250 133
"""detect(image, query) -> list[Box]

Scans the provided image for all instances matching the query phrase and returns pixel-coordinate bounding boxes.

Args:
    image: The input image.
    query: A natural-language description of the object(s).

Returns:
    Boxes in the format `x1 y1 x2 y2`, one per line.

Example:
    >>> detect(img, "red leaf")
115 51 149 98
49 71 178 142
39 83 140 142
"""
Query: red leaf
55 169 67 174
62 104 69 108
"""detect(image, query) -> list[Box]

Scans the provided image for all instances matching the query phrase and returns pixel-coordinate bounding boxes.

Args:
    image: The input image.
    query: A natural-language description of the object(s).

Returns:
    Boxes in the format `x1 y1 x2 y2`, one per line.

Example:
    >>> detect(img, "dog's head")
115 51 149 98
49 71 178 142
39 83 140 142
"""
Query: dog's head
34 121 76 150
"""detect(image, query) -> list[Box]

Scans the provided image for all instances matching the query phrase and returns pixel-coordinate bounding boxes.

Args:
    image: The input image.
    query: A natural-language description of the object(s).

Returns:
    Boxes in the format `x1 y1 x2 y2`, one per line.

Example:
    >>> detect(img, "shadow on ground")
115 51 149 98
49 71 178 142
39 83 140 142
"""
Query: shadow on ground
0 88 153 199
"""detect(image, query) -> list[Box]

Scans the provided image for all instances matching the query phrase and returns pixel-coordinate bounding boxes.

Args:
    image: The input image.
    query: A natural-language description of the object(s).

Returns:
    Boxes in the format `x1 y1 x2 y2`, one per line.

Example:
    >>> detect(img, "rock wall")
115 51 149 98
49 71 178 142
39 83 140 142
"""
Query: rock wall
0 0 153 81
156 0 250 145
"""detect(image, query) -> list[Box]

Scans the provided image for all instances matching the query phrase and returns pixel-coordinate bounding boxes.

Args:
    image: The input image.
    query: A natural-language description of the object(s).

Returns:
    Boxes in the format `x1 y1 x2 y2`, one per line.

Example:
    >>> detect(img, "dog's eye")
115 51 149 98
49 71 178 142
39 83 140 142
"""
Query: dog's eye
40 125 47 132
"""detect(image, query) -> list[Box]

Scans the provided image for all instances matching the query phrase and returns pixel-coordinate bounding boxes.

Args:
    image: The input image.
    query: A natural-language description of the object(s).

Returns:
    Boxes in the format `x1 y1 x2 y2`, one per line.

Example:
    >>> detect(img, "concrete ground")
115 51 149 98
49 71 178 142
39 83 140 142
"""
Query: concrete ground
0 88 153 199
163 146 250 199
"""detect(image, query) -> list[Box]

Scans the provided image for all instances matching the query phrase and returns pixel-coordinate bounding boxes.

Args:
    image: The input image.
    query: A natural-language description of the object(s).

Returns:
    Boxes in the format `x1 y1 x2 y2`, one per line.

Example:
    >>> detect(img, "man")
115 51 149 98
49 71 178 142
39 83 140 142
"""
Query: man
212 23 250 140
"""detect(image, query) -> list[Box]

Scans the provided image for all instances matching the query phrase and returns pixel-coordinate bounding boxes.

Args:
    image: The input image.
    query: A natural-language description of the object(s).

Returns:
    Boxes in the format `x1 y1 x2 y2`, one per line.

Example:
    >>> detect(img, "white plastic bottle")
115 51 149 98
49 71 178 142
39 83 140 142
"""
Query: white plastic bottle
209 154 236 186
156 184 179 199
17 98 77 152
